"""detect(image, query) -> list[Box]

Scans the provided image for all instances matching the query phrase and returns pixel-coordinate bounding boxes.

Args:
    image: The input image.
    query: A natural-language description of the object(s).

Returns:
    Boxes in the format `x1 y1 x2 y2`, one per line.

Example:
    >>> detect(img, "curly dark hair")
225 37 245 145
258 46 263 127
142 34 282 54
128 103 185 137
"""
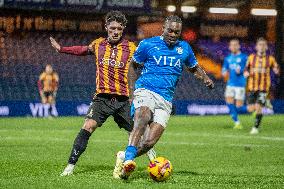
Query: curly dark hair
105 11 127 27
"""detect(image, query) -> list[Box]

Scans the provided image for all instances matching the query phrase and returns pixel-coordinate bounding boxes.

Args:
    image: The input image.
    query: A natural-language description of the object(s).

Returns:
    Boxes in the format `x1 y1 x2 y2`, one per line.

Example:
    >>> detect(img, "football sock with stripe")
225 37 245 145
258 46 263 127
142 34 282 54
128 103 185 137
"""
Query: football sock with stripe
227 103 239 123
68 129 91 165
124 146 137 162
254 114 263 128
146 148 157 161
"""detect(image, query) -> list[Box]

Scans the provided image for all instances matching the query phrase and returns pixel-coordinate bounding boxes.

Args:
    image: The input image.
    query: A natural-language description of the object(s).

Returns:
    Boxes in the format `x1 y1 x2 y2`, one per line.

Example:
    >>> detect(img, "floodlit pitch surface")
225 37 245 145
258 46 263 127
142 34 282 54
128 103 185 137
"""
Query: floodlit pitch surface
0 115 283 189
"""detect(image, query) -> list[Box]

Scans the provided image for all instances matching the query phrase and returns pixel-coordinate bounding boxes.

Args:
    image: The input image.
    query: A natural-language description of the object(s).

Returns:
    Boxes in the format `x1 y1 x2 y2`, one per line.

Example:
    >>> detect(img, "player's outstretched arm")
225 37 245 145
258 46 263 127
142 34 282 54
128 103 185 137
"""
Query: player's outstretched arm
49 37 93 56
188 65 214 89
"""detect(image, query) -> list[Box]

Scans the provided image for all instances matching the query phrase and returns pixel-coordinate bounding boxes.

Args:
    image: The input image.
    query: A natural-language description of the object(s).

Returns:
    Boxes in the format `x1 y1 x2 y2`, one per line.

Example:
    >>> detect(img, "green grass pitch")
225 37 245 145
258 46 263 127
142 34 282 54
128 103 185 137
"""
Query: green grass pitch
0 115 284 189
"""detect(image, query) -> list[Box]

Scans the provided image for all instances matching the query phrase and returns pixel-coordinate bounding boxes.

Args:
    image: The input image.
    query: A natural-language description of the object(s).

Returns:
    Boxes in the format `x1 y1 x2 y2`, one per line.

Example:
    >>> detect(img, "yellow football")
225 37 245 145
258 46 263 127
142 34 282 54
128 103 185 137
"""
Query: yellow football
147 157 173 182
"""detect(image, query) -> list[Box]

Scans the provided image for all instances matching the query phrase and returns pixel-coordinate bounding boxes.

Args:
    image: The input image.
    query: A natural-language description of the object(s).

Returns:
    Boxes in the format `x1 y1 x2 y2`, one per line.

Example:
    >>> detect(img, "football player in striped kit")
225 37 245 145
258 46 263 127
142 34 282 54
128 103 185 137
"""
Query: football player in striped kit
50 11 156 177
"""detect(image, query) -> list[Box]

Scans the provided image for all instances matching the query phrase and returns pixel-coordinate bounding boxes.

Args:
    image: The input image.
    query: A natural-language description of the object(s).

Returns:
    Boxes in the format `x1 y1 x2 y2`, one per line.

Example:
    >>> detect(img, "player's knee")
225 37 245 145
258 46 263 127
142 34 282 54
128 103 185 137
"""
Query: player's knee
225 97 234 104
255 104 262 113
82 119 98 133
247 105 254 112
42 98 47 104
235 103 243 108
48 97 54 104
136 106 152 124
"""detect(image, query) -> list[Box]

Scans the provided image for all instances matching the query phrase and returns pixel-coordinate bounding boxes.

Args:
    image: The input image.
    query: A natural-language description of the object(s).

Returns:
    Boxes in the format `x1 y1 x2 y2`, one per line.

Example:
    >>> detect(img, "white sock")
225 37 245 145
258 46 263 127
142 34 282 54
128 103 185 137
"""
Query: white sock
147 148 157 161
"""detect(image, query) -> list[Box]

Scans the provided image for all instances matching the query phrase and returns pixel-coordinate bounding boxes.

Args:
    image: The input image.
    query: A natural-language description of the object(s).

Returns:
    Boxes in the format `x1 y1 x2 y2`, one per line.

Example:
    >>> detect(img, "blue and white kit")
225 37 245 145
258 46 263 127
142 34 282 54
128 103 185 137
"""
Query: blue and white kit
132 36 198 127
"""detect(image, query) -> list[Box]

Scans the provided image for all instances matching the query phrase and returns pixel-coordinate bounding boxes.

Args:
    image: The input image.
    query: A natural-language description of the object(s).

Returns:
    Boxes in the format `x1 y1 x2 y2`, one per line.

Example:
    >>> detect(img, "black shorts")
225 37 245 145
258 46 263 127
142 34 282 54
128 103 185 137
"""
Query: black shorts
247 91 267 106
85 93 133 132
43 91 54 98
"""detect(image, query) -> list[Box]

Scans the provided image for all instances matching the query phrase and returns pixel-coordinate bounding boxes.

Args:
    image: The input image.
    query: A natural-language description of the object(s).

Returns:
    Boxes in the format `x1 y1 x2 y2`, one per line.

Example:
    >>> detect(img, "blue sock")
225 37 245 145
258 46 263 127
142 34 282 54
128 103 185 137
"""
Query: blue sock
227 103 239 123
124 145 137 161
236 105 248 113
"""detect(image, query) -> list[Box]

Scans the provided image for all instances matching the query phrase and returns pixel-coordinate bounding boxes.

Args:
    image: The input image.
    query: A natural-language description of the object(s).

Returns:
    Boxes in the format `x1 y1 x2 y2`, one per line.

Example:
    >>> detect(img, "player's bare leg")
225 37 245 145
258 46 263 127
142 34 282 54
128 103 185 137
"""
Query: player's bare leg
136 123 164 157
250 103 263 135
235 100 244 108
120 106 152 179
61 119 98 176
141 125 157 161
40 96 50 118
247 104 255 113
113 125 157 179
47 96 54 117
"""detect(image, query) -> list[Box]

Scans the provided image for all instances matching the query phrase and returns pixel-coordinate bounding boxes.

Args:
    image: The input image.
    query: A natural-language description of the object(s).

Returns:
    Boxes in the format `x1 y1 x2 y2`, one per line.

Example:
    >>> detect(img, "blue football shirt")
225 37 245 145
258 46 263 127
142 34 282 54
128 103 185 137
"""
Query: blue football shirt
133 36 198 102
222 52 247 87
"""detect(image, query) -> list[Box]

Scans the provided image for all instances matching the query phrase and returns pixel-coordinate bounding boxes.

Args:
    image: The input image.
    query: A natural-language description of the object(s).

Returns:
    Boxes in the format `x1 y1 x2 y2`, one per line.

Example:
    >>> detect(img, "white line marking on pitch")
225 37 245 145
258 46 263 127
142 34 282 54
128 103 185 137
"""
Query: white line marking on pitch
0 137 280 148
164 132 284 141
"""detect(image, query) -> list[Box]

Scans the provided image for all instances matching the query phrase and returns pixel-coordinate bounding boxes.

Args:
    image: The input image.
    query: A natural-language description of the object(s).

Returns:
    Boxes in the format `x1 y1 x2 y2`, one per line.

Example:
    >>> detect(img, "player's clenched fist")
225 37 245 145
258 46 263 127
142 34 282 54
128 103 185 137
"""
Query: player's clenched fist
243 70 250 78
50 37 61 52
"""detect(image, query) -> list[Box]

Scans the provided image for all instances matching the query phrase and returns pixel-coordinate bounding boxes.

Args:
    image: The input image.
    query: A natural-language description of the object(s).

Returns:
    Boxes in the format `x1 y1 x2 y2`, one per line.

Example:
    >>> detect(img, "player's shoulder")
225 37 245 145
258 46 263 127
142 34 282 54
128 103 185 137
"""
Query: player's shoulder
90 37 105 46
178 39 188 45
40 72 46 77
140 36 161 45
240 52 248 58
268 54 277 63
224 53 232 60
248 53 256 60
177 40 193 54
52 71 59 76
268 54 276 60
121 38 136 48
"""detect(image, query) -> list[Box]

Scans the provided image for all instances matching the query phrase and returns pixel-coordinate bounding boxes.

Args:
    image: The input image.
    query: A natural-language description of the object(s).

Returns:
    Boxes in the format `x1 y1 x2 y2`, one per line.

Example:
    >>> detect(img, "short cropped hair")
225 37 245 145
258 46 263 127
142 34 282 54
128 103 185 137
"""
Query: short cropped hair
105 11 127 27
230 38 240 43
164 15 182 24
256 37 267 43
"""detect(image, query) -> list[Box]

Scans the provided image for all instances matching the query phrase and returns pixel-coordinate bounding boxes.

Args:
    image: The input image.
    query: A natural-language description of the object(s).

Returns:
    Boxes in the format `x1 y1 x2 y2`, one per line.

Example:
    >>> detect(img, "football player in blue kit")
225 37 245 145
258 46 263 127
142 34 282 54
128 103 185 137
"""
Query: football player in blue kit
117 15 214 179
222 39 248 129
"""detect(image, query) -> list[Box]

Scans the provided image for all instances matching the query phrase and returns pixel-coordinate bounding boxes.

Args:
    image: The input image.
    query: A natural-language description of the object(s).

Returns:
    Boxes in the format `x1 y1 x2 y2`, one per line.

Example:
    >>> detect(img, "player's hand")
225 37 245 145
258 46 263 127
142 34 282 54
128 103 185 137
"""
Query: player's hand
50 37 61 52
39 91 44 98
53 91 57 98
244 71 250 78
235 66 241 74
273 67 280 75
204 78 214 89
128 96 133 105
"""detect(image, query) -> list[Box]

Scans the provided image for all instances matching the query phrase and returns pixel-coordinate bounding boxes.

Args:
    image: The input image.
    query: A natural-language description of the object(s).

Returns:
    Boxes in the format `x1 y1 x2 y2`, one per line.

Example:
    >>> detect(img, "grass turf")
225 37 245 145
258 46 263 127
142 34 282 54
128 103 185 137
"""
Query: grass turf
0 115 284 189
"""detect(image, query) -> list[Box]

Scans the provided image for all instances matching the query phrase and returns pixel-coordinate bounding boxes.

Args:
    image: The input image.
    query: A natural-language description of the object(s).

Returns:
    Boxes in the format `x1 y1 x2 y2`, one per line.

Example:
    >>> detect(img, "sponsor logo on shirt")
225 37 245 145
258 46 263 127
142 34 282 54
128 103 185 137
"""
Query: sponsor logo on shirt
99 58 125 68
176 47 183 54
153 56 181 68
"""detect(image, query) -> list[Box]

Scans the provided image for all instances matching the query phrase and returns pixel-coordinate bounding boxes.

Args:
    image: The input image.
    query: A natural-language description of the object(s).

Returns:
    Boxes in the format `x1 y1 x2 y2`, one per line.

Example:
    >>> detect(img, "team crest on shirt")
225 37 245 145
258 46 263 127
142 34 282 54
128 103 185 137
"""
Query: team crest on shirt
236 58 241 63
176 47 183 54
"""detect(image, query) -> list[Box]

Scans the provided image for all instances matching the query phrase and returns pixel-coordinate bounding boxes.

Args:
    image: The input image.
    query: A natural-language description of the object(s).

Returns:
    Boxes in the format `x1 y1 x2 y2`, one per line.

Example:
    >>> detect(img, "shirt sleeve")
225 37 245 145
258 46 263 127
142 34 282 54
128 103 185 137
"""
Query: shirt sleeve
185 43 198 68
39 73 45 80
270 56 278 68
245 54 253 71
53 73 59 82
240 54 248 73
128 42 137 59
88 38 100 54
132 40 148 64
222 57 229 74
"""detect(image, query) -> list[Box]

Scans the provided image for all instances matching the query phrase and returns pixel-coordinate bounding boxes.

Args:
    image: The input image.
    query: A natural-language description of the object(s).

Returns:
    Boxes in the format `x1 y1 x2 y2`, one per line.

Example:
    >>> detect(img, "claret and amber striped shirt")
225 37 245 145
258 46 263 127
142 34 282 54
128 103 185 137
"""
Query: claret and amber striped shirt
89 37 136 97
245 53 278 92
